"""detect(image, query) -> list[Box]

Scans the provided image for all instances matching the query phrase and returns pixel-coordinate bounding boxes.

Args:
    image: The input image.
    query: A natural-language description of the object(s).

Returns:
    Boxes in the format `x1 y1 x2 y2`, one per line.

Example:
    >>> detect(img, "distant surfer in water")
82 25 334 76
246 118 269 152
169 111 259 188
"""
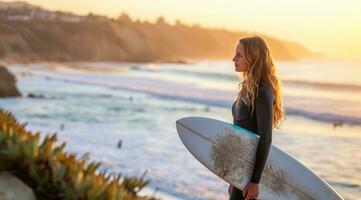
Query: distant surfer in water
228 36 285 200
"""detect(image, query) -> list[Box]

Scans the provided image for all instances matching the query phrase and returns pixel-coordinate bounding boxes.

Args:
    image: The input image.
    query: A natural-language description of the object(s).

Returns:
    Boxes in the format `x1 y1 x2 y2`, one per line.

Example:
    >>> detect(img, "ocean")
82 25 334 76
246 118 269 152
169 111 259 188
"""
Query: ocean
1 59 360 200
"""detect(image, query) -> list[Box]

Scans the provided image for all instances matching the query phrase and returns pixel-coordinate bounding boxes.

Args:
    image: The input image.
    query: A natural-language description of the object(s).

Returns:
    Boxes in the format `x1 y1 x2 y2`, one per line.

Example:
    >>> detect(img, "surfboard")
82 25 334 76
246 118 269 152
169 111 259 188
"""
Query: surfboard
176 116 344 200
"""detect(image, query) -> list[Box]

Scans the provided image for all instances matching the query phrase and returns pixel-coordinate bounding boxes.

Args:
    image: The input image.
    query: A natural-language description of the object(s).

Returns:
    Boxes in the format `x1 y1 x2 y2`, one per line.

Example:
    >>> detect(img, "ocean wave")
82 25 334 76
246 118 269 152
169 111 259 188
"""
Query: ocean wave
32 70 361 126
285 108 361 126
282 79 361 91
145 68 361 91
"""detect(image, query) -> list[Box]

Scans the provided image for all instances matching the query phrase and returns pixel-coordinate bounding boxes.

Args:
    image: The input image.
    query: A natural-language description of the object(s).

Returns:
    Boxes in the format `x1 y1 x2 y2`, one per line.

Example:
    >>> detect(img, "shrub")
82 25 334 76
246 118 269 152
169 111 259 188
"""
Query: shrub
0 107 155 200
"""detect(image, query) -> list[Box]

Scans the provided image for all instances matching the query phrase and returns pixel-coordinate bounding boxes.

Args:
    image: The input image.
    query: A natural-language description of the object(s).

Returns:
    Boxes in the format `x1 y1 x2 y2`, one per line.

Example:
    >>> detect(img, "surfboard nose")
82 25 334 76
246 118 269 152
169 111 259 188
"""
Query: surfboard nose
176 116 195 125
175 117 197 131
175 117 191 135
176 116 210 126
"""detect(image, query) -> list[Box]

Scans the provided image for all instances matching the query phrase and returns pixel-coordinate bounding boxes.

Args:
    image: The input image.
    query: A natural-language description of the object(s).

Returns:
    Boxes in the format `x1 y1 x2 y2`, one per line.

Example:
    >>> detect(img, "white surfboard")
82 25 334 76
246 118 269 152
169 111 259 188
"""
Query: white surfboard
176 116 343 200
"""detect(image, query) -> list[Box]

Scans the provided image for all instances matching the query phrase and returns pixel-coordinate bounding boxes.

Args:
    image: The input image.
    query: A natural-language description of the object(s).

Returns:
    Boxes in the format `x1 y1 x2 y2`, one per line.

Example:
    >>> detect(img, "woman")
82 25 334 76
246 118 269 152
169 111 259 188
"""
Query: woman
228 36 284 200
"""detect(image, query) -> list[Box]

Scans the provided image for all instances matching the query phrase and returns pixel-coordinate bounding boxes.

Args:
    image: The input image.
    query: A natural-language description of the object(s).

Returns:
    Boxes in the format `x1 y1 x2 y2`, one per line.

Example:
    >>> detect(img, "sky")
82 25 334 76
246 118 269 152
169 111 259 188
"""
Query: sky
3 0 361 59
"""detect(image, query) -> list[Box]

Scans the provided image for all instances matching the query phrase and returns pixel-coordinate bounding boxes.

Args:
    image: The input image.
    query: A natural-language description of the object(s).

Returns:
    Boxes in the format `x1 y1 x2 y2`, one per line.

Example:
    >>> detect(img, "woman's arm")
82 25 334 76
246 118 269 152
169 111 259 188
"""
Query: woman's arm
250 86 274 183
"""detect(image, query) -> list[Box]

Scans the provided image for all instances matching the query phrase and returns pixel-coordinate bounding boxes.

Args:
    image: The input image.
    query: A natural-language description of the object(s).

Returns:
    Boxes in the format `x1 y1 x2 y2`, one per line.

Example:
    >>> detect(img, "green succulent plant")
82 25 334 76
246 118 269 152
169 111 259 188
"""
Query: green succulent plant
0 107 156 200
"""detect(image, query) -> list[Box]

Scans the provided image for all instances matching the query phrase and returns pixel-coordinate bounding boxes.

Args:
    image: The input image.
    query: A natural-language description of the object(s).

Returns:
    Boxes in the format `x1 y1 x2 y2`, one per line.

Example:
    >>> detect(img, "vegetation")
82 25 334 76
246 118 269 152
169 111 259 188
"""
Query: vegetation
0 107 155 200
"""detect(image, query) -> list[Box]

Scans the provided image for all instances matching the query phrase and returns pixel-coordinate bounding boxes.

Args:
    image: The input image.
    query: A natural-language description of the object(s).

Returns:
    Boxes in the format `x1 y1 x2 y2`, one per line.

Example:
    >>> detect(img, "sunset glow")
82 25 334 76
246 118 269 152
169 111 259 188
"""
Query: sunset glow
2 0 360 59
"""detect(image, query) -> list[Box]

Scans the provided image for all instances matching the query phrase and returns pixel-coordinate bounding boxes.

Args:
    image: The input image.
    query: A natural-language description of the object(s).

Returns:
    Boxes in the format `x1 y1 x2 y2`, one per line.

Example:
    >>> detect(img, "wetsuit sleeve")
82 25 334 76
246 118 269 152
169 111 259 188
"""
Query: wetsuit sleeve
250 87 274 184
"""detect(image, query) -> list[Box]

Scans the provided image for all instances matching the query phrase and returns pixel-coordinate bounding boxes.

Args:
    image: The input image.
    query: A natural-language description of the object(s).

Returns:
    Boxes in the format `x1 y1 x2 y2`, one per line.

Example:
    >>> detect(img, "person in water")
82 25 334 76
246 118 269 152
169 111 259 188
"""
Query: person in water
228 36 285 200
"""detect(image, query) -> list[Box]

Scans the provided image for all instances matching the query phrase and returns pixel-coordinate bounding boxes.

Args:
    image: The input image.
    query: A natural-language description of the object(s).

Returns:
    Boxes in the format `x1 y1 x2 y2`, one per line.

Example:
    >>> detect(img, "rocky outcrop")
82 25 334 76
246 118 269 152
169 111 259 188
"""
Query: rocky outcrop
0 66 21 98
0 171 36 200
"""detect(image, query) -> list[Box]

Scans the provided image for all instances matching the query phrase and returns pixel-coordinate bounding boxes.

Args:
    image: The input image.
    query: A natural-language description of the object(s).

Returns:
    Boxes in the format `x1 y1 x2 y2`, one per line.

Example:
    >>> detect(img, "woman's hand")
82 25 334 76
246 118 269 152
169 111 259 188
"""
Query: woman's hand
243 181 259 200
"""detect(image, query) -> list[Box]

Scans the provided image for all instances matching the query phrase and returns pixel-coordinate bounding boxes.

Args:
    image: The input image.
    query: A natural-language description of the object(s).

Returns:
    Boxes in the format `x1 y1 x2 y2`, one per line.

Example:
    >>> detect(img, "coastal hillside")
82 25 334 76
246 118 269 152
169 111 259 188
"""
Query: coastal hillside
0 1 320 63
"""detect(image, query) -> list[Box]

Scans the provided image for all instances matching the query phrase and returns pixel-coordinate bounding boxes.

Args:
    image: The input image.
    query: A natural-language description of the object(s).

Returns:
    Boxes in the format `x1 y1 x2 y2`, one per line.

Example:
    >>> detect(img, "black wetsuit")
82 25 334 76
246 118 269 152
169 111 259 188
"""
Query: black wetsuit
229 81 275 200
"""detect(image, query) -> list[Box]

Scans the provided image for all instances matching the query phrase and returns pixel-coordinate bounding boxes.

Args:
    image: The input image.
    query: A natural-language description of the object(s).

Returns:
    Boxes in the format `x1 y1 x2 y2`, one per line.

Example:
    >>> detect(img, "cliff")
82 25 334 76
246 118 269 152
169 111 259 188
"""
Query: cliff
0 1 320 63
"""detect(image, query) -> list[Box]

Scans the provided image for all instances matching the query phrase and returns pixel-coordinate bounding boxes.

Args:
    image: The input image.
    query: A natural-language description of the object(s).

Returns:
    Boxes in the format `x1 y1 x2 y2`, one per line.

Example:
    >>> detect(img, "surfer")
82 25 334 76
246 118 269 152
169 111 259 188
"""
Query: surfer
228 36 285 200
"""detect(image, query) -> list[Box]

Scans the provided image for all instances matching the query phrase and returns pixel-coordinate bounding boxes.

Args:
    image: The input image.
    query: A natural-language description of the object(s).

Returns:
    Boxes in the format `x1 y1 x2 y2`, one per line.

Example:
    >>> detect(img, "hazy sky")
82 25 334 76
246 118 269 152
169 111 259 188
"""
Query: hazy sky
4 0 361 59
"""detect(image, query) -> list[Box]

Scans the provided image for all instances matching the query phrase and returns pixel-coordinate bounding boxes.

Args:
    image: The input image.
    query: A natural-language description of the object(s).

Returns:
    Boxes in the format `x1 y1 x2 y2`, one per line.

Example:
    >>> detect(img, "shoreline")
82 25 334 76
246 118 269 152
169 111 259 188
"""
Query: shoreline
4 61 361 127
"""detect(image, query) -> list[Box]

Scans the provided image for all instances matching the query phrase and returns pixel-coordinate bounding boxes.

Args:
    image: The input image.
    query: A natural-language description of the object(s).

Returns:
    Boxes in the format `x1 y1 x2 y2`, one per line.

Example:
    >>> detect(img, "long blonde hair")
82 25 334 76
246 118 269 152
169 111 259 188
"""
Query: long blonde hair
235 36 285 128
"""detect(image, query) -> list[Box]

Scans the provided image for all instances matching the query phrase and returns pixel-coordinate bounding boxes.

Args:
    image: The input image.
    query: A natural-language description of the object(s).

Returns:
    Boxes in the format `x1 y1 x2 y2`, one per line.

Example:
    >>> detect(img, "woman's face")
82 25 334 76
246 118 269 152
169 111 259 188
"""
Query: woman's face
232 43 248 72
